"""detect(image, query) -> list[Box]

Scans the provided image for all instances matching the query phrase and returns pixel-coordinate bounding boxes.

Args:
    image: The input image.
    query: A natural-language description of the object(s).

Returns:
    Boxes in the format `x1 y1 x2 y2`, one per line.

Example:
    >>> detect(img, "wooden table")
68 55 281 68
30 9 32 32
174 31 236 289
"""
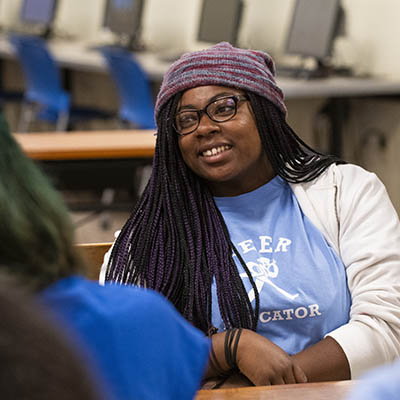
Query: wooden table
14 130 156 161
75 242 112 280
13 130 157 209
195 381 353 400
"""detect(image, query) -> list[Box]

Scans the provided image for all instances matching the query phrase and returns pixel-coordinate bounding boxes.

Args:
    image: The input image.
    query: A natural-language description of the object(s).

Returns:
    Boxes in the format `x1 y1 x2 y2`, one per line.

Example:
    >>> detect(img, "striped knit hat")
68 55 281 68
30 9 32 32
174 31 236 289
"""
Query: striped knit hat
155 42 286 119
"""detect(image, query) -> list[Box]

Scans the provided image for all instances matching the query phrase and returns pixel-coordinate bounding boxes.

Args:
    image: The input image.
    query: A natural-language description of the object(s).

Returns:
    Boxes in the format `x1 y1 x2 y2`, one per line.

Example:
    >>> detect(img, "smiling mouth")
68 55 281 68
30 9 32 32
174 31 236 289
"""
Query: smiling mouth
201 145 232 157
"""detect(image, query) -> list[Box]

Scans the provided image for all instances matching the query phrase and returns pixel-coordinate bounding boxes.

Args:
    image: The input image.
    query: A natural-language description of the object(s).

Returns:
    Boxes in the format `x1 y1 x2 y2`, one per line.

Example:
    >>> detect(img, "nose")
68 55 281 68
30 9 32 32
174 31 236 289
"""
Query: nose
195 112 220 137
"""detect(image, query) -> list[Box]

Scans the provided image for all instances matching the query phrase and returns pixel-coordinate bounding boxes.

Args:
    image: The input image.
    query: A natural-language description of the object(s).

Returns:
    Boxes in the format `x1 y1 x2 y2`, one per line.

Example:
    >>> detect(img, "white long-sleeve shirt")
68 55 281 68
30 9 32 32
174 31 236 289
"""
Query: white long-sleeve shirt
290 163 400 378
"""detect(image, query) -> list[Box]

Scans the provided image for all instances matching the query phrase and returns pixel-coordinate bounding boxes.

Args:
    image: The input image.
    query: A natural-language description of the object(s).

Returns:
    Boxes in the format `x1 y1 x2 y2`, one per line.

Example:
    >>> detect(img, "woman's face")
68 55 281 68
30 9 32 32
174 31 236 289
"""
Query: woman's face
177 85 274 197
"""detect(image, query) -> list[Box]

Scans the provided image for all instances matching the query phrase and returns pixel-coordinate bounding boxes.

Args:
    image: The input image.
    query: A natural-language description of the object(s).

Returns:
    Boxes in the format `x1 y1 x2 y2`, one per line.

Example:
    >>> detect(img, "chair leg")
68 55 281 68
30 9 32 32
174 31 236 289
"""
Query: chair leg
99 188 115 230
18 102 36 132
56 111 70 132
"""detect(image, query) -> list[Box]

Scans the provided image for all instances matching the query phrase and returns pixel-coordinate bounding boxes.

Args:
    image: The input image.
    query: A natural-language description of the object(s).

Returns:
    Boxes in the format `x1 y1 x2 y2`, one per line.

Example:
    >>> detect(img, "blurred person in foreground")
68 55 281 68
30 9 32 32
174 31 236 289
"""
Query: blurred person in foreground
0 276 102 400
0 113 209 399
345 358 400 400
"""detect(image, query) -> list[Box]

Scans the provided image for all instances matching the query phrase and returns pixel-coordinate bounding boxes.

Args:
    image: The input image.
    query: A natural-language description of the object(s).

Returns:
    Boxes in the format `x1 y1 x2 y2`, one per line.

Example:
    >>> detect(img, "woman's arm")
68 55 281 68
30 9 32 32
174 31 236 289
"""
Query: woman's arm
291 336 350 381
327 166 400 378
205 331 350 385
205 329 307 385
292 164 400 379
285 168 400 381
205 329 351 385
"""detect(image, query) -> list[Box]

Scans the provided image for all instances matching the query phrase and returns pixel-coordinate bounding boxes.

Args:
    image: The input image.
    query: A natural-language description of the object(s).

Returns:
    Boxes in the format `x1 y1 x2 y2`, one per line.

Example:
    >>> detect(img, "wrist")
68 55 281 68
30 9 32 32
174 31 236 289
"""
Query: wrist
208 328 244 377
224 328 243 371
235 328 253 368
208 332 230 377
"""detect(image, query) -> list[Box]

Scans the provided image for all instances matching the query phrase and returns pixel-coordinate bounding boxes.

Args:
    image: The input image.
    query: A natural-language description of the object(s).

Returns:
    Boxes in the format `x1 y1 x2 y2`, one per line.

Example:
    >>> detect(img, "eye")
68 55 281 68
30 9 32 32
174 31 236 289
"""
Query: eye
212 98 236 117
176 112 198 128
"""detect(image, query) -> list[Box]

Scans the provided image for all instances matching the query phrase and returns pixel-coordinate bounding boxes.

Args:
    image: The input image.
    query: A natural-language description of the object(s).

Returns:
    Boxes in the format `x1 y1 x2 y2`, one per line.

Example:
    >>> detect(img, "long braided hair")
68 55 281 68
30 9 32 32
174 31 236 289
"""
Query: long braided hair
105 91 342 334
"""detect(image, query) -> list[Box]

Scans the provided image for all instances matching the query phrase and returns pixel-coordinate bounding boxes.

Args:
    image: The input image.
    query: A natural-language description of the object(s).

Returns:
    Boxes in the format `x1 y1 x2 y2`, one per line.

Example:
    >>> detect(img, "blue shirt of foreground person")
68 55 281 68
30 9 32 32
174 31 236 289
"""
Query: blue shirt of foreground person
346 358 400 400
41 276 210 400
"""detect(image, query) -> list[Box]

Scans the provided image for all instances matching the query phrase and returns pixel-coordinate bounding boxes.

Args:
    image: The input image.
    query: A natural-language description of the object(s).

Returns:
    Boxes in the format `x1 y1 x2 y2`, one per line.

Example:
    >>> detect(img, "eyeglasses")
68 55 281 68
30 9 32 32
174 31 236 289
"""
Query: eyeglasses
174 94 248 136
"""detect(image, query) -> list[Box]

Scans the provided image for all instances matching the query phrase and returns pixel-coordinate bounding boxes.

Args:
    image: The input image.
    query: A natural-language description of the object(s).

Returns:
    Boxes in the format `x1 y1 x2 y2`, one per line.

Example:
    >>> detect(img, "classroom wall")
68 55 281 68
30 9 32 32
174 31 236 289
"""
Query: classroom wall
0 0 23 30
141 0 201 52
339 0 400 78
342 99 400 215
238 0 293 57
53 0 107 41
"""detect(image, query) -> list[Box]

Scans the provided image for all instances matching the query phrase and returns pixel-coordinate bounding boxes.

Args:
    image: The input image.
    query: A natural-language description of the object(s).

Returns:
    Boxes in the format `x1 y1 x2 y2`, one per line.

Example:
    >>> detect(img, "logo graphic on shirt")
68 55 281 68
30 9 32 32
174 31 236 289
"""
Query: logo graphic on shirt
239 257 299 302
236 236 299 302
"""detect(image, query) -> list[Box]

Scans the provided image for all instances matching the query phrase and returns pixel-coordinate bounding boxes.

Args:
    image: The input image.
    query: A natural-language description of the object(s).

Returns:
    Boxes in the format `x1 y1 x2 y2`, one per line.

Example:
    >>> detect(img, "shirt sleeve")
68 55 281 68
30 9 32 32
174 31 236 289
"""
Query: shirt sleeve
326 165 400 378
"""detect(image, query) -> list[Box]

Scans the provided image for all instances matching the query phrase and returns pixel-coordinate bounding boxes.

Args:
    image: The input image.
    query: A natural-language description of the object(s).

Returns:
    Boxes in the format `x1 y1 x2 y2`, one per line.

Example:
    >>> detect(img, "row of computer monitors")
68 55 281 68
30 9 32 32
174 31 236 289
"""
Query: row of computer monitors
14 0 343 62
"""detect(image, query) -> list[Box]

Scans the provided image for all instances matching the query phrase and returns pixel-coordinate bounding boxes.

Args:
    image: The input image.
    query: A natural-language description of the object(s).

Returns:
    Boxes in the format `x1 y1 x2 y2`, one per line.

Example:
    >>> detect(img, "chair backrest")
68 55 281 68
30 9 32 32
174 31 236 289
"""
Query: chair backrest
9 34 69 113
100 47 156 129
75 242 112 280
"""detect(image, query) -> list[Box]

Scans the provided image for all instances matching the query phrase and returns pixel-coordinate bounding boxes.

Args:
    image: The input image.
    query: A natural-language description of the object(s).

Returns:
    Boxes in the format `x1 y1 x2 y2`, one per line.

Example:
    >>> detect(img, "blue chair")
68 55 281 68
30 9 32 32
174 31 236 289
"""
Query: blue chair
98 47 155 223
9 34 114 132
99 47 156 129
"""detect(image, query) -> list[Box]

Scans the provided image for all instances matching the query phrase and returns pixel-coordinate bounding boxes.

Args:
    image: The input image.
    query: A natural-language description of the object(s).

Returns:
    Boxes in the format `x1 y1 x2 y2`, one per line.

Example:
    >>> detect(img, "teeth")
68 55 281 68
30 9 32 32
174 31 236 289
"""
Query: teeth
202 145 230 157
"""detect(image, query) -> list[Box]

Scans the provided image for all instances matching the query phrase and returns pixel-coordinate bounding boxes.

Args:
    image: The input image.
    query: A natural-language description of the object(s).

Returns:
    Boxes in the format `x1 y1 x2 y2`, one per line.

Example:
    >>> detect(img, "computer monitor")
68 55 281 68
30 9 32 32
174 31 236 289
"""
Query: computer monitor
285 0 342 64
197 0 243 47
20 0 58 37
103 0 145 50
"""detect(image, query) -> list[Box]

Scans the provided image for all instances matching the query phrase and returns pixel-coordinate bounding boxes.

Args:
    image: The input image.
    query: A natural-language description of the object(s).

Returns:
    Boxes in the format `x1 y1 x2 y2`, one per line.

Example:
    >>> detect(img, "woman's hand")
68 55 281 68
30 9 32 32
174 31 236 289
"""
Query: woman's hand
236 329 307 386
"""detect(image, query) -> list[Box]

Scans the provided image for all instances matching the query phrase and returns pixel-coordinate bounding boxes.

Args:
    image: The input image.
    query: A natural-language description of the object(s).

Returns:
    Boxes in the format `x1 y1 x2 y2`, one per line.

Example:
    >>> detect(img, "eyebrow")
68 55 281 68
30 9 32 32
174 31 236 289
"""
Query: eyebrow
177 91 240 112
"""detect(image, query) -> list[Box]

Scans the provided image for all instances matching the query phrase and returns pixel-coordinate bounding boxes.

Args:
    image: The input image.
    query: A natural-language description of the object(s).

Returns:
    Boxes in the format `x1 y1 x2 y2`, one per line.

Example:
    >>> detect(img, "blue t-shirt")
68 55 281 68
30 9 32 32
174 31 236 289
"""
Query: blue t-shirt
40 276 210 400
213 176 351 354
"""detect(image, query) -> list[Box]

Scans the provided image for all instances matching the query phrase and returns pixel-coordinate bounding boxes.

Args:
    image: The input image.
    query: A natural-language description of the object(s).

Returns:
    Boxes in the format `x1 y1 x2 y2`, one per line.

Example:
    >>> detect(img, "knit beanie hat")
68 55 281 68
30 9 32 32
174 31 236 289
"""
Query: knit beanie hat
155 42 286 119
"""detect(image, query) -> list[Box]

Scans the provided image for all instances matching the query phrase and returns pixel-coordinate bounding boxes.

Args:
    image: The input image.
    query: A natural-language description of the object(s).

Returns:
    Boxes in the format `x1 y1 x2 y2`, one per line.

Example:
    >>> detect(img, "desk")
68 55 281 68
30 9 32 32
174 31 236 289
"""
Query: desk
195 381 353 400
278 75 400 98
14 130 156 209
0 36 171 80
14 130 156 160
3 35 400 95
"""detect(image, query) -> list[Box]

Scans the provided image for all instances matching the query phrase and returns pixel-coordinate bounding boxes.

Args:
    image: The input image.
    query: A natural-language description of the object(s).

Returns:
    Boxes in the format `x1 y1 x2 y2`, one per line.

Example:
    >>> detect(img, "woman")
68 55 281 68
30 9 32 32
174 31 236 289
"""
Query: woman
102 42 400 386
0 114 209 399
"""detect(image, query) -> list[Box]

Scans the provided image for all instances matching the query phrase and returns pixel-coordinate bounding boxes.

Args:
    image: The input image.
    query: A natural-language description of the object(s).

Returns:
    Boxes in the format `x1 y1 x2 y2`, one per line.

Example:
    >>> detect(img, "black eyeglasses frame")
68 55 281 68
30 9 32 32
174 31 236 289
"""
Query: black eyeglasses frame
173 94 249 136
